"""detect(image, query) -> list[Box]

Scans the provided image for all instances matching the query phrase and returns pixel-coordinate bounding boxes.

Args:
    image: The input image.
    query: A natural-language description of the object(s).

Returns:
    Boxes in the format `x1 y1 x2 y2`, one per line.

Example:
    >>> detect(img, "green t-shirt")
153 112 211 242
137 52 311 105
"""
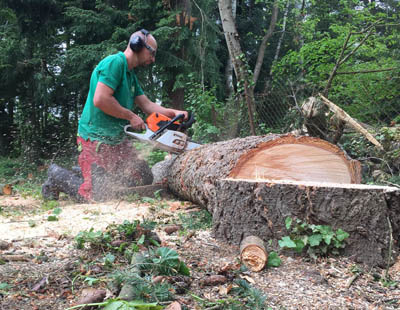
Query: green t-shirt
78 52 144 144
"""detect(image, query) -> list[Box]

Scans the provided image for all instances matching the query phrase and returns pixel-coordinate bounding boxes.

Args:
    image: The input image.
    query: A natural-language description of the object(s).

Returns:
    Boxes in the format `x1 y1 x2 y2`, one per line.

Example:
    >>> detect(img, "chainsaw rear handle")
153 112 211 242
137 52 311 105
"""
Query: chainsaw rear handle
180 112 196 130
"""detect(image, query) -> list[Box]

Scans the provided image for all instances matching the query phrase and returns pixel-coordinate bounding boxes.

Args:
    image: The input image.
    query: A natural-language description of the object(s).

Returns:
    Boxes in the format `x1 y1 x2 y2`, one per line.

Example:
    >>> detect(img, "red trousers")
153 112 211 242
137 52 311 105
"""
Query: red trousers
77 137 145 200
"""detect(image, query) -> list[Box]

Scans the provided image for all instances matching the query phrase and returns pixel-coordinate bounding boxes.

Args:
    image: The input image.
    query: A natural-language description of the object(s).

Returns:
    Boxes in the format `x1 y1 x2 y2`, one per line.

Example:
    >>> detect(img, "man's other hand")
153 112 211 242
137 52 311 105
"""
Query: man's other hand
129 114 146 130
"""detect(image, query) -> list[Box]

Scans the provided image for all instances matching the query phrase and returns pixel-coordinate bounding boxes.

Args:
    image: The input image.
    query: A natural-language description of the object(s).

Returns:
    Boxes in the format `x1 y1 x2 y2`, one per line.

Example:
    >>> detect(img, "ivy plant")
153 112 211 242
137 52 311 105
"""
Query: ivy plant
278 217 349 259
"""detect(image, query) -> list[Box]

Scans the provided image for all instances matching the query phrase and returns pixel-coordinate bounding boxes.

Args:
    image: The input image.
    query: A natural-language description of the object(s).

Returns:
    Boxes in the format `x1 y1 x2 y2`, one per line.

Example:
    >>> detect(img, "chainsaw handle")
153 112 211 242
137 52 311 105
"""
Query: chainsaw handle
180 112 196 130
124 124 154 140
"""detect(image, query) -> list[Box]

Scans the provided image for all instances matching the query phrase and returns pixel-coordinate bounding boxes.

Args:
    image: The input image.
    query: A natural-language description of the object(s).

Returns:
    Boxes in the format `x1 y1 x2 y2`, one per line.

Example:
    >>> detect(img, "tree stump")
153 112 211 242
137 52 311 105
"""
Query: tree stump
160 134 399 266
212 179 400 267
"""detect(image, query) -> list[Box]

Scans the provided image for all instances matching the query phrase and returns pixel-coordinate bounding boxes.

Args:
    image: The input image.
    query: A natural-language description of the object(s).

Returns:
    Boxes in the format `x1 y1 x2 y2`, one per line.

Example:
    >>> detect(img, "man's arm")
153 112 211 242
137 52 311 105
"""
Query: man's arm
93 82 145 130
135 94 188 120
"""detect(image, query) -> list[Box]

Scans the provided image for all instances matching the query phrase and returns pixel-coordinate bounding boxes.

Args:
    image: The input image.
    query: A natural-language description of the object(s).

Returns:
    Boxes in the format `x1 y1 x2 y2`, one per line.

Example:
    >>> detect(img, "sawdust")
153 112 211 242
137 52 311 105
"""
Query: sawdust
0 196 151 241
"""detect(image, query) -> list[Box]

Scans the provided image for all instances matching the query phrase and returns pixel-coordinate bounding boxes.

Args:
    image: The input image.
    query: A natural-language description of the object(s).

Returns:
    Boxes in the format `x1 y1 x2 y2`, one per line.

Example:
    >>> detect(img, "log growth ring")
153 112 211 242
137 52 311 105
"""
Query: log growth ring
229 135 361 184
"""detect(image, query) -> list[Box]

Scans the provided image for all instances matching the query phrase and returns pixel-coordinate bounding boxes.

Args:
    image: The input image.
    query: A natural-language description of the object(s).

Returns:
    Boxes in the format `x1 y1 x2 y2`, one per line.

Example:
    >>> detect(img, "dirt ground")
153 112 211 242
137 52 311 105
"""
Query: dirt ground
0 194 400 310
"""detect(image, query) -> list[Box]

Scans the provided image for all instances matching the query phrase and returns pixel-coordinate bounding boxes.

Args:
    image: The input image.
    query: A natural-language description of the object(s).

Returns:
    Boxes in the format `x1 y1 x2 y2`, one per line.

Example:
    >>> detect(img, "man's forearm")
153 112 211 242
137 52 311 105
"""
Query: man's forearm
96 96 136 121
135 95 186 119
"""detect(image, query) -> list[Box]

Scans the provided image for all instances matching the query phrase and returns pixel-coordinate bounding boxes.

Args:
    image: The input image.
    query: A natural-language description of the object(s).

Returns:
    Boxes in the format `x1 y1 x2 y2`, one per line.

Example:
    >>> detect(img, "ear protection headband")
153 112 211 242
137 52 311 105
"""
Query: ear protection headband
129 29 150 52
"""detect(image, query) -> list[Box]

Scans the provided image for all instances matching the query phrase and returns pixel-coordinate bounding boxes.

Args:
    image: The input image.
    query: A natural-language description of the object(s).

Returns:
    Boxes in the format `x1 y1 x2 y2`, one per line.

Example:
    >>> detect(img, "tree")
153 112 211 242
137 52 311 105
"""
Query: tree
218 0 280 135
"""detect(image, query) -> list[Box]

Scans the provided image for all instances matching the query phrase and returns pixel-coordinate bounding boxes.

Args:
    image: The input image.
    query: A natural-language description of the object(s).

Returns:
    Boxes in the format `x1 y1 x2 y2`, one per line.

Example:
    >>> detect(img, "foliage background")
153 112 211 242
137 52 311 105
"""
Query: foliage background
0 0 399 185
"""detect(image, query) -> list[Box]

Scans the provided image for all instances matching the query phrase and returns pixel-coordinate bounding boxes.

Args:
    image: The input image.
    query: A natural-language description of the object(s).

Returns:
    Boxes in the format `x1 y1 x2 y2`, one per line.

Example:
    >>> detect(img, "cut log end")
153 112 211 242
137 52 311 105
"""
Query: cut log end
229 135 361 184
0 184 13 195
240 236 268 272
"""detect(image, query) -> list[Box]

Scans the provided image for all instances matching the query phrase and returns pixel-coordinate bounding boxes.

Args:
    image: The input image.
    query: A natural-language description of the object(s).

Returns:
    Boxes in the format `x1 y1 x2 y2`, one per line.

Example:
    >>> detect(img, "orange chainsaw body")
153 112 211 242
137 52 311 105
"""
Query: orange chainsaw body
146 112 181 132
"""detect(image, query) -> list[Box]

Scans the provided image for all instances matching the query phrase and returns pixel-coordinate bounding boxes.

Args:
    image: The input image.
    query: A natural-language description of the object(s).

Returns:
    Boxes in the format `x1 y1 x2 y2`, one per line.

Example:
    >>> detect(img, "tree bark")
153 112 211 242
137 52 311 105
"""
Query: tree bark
166 134 361 209
252 0 279 88
224 0 237 98
212 179 400 267
218 0 256 135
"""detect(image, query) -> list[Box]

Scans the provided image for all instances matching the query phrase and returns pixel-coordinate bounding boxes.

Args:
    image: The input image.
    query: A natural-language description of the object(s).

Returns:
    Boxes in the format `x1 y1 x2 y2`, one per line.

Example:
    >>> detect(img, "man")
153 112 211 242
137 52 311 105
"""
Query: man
42 29 188 202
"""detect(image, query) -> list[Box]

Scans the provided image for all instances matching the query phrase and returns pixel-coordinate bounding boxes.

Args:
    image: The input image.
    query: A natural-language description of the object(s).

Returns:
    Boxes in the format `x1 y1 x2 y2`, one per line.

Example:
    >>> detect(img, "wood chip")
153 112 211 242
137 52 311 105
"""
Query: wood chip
164 301 181 310
0 254 29 262
74 288 106 306
164 225 182 235
200 275 228 287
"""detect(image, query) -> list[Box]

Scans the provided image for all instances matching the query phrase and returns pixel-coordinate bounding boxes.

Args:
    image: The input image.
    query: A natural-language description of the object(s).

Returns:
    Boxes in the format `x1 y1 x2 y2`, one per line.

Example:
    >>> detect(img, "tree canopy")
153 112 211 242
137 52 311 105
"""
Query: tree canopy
0 0 399 160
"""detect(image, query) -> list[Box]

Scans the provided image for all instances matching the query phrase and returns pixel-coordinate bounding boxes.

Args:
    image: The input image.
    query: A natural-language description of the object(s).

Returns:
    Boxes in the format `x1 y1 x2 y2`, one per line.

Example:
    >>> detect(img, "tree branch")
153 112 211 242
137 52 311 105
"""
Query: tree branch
336 67 396 75
252 0 279 88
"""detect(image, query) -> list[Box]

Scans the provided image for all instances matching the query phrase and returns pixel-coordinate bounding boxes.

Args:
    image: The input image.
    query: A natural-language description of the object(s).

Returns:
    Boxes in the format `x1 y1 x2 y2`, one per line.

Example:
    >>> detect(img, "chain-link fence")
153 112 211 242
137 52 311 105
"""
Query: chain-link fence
245 83 400 186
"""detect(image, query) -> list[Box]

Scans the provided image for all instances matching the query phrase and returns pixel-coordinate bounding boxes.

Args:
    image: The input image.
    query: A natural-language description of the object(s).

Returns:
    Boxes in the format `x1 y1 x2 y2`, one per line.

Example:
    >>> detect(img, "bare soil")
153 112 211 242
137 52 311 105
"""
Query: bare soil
0 194 399 310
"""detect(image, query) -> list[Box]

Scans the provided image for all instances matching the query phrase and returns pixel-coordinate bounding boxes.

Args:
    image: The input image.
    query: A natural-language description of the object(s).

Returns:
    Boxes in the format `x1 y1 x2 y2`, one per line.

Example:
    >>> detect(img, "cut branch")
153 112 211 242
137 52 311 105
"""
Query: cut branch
318 94 384 150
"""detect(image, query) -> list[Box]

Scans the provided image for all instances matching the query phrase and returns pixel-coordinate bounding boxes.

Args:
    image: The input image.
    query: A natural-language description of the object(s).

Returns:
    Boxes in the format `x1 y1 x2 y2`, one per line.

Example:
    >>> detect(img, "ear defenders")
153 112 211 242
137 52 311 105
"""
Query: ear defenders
129 29 150 52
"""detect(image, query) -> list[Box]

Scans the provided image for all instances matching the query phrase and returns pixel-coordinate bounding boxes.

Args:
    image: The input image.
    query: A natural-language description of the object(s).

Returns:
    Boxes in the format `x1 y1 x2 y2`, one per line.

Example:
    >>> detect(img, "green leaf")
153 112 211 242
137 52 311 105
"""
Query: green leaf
335 229 349 241
285 217 292 230
102 299 163 310
278 236 297 248
308 234 323 247
83 277 99 286
145 247 190 276
53 207 62 215
28 220 36 227
156 247 179 262
141 197 156 204
177 261 190 276
266 252 281 267
0 282 11 291
47 215 58 221
322 232 334 245
137 234 145 245
104 253 115 267
294 239 305 253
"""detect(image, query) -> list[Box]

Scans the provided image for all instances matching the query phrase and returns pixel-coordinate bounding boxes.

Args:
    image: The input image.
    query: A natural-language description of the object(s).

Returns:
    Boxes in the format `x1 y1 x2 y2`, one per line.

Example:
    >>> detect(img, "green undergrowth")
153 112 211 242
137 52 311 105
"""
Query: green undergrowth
71 217 274 310
177 209 213 232
278 217 350 259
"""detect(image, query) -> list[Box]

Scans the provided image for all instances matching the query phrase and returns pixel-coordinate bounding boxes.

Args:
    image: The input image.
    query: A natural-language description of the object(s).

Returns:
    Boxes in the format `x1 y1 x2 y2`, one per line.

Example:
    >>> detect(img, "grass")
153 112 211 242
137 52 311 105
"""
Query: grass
177 209 213 232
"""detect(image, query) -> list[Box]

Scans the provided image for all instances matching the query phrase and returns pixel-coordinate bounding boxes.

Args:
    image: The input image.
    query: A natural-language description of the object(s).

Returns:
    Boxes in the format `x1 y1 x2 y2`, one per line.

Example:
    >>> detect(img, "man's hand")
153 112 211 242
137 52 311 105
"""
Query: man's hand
129 113 146 130
168 109 189 121
135 95 189 121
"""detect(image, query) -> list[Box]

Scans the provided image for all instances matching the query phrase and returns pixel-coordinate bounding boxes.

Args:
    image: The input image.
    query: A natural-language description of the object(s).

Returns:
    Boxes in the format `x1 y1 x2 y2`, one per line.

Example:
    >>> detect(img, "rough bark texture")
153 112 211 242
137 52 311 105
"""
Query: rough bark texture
218 0 256 134
212 179 400 267
166 134 361 211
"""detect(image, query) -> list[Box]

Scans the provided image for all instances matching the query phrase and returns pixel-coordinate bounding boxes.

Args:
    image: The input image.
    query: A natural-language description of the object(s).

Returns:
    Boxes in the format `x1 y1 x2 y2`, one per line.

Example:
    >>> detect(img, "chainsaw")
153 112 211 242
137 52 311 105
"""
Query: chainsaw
124 112 202 154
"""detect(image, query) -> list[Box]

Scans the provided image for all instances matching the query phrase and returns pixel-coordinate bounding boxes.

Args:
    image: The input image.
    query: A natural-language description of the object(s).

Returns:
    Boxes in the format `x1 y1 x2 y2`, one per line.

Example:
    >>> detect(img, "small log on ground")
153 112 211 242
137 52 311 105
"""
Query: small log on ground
240 235 268 272
213 179 400 267
0 184 12 195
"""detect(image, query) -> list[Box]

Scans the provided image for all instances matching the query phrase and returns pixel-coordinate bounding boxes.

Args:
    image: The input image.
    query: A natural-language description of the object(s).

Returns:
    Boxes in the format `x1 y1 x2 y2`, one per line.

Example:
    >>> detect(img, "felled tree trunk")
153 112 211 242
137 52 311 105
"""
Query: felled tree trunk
166 134 361 211
162 134 400 266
